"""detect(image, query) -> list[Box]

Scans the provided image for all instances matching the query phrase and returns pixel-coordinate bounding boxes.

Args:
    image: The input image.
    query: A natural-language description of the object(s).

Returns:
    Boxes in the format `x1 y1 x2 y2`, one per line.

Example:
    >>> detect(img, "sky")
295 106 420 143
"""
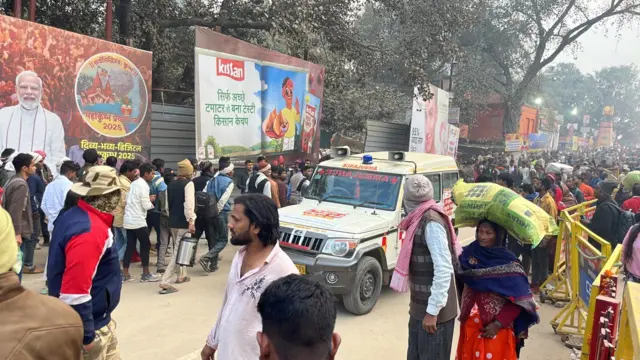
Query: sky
555 23 640 74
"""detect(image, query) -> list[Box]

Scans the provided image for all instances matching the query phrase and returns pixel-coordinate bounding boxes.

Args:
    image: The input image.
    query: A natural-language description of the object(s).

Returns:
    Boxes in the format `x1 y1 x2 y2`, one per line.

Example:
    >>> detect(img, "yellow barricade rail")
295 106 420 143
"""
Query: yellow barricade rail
548 200 614 348
579 245 621 359
618 282 640 360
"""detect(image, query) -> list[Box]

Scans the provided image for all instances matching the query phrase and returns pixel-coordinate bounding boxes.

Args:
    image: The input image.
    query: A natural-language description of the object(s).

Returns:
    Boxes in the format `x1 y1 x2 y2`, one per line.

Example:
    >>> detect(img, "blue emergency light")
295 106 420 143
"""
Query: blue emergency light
362 154 373 164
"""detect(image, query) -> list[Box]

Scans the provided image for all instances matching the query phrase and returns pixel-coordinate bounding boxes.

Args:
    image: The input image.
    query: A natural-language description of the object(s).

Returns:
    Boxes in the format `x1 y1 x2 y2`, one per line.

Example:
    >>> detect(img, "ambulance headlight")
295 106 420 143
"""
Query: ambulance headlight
322 239 358 256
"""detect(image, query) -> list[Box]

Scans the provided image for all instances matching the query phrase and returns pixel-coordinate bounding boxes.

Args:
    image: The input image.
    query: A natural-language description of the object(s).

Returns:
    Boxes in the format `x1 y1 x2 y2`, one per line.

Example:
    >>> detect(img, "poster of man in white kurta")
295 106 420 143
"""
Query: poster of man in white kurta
0 70 66 175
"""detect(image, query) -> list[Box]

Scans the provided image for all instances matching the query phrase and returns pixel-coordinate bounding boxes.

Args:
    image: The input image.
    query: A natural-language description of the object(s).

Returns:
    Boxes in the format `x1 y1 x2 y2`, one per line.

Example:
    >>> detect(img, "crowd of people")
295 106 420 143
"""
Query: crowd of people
0 148 337 360
462 148 640 294
3 139 640 360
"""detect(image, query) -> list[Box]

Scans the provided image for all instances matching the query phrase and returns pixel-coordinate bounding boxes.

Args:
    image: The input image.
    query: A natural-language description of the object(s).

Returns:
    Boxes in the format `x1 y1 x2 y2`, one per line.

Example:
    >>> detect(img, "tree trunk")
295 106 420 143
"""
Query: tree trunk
152 57 166 103
115 0 132 45
502 99 521 134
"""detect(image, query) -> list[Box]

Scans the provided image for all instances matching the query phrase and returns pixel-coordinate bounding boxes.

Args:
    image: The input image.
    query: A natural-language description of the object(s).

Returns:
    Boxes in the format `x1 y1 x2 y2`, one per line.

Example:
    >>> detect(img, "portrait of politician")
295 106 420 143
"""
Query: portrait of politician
0 70 66 176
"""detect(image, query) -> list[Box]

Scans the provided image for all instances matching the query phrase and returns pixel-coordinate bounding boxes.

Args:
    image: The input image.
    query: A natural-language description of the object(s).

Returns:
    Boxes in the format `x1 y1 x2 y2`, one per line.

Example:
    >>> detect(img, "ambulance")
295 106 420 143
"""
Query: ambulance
278 147 459 315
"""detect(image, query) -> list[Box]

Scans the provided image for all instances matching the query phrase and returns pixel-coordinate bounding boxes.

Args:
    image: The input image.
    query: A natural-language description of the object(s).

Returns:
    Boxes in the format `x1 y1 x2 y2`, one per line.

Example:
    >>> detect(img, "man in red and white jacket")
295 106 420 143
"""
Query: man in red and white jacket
623 183 640 214
47 165 123 359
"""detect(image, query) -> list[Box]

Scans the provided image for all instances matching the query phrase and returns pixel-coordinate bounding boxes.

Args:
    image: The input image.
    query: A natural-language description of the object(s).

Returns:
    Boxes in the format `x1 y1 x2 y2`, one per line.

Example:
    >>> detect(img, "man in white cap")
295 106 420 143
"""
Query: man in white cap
0 71 66 176
390 175 461 360
199 157 234 273
47 165 123 359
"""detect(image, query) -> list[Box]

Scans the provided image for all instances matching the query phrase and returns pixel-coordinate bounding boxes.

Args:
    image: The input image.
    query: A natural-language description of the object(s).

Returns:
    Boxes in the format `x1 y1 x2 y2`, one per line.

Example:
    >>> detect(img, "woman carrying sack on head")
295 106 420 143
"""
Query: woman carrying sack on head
456 219 539 360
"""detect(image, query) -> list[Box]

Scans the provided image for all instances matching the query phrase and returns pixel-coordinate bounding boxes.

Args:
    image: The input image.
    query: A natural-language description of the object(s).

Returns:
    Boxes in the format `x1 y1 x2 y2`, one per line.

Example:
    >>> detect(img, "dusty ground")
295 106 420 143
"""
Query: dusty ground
22 227 571 360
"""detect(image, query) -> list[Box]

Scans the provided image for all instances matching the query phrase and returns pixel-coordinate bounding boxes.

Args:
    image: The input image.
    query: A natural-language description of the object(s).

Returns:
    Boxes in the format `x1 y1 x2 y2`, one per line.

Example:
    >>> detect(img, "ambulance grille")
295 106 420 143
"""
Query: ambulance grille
279 229 326 252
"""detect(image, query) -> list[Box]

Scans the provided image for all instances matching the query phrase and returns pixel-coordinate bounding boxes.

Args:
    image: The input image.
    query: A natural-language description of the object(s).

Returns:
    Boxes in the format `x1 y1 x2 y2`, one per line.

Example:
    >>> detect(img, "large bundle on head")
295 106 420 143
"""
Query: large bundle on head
623 171 640 191
452 180 558 247
546 162 573 175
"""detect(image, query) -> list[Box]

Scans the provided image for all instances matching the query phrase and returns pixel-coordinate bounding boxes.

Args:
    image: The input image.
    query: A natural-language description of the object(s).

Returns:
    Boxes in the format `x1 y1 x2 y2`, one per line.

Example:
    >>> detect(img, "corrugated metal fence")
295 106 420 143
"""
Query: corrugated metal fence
150 103 195 169
364 120 410 152
150 106 413 169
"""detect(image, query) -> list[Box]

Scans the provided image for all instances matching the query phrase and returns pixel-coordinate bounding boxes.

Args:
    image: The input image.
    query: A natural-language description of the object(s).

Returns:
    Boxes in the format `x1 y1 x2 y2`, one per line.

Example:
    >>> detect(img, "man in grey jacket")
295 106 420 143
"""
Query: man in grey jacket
2 153 38 276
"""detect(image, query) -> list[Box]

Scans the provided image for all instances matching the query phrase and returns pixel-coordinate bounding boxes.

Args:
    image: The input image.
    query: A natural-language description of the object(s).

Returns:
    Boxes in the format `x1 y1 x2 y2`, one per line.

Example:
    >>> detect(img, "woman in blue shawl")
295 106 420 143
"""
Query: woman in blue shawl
456 219 539 360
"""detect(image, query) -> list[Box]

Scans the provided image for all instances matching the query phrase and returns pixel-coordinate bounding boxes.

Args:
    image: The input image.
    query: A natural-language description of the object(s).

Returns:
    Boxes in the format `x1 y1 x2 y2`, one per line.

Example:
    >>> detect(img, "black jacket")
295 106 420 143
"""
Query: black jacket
192 172 213 192
589 196 619 245
236 169 252 193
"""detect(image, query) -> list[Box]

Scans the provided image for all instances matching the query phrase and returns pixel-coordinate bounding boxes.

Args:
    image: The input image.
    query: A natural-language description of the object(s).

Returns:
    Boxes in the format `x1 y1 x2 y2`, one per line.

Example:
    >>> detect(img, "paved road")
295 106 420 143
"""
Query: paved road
22 227 571 360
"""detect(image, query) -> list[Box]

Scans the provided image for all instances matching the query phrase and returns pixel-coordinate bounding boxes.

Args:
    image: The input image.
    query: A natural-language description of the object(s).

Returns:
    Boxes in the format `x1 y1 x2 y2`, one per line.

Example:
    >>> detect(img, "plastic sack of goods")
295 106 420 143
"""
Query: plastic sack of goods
623 171 640 191
451 180 559 247
545 162 573 175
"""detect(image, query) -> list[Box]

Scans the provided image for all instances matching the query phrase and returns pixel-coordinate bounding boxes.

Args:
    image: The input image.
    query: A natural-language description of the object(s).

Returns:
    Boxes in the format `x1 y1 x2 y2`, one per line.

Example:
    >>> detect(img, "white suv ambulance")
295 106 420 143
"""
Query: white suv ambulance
278 147 459 315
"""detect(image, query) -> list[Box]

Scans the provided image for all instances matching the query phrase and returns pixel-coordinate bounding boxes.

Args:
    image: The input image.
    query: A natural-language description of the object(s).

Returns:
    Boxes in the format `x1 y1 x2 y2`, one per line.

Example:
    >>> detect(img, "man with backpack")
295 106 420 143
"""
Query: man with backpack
198 157 234 273
148 159 169 256
192 161 216 252
582 180 633 248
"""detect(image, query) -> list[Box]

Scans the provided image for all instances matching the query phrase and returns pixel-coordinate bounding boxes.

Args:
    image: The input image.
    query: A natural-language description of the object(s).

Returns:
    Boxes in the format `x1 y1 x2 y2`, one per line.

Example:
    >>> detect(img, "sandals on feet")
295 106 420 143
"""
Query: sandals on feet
175 276 191 284
159 286 179 295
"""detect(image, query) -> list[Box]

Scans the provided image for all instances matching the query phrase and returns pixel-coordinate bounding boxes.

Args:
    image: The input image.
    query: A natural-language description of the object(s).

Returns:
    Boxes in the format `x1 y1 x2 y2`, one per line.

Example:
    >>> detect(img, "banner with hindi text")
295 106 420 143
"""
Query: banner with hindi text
505 133 524 152
0 15 152 174
195 28 325 161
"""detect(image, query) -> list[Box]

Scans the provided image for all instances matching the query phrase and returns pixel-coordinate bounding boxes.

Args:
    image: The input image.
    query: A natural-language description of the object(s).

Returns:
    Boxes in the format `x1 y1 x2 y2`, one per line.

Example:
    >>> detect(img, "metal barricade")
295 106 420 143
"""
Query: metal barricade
550 200 612 347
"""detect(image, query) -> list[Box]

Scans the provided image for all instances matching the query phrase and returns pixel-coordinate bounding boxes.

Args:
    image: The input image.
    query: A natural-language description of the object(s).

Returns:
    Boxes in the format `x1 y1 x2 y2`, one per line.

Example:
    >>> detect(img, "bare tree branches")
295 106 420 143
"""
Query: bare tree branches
467 0 640 132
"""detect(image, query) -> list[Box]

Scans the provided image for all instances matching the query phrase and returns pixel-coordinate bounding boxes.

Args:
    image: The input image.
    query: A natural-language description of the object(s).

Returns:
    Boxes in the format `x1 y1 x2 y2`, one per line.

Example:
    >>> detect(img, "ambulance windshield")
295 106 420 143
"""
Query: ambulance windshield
305 167 402 211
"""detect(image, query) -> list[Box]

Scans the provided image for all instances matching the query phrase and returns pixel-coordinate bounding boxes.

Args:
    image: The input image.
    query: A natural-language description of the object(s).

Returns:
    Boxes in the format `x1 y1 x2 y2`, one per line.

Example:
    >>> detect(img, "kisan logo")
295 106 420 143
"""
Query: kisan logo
217 58 245 81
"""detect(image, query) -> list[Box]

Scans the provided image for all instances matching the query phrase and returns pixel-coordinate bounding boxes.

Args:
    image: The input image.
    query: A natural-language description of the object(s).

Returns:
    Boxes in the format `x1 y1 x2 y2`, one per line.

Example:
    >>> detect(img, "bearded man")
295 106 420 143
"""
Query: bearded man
0 70 66 177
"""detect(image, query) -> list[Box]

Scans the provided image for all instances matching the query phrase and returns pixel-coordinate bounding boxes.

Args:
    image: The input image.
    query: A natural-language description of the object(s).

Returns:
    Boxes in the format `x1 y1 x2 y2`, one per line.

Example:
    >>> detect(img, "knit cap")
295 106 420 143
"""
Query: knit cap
177 159 194 177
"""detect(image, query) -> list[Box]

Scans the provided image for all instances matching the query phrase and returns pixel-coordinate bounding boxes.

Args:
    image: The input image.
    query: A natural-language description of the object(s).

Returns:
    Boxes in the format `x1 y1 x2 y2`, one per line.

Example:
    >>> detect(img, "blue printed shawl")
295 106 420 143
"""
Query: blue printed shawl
458 240 540 335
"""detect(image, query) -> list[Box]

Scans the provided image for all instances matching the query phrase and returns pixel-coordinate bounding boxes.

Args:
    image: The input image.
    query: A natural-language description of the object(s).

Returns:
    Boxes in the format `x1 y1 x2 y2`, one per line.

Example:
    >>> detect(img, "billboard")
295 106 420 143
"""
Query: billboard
505 133 524 152
195 28 324 160
409 85 450 155
0 15 152 174
597 121 614 147
446 125 459 157
448 107 460 124
528 133 549 152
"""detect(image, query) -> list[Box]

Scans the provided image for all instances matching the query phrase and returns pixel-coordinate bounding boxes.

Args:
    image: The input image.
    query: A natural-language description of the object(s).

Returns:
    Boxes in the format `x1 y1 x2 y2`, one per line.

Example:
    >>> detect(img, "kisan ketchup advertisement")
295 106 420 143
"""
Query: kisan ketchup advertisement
194 27 325 162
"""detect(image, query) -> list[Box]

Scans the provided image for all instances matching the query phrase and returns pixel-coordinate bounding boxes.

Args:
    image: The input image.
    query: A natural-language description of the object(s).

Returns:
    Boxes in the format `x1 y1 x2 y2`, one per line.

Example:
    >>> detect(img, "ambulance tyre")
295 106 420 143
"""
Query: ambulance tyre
343 256 383 315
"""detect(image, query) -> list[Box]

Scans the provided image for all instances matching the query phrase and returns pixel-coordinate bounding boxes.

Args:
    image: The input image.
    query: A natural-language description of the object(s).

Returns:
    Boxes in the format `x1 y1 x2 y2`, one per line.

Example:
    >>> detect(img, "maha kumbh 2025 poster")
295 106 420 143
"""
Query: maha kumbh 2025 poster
195 27 325 160
0 15 152 174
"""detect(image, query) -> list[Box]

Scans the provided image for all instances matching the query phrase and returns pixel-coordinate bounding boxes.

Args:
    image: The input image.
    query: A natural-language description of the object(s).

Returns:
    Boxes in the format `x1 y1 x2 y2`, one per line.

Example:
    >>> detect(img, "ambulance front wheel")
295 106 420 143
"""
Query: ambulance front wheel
343 256 383 315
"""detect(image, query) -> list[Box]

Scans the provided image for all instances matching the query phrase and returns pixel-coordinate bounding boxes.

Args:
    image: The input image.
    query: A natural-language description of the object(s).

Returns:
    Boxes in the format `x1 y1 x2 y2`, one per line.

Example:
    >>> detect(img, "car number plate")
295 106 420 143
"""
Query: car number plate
295 264 306 275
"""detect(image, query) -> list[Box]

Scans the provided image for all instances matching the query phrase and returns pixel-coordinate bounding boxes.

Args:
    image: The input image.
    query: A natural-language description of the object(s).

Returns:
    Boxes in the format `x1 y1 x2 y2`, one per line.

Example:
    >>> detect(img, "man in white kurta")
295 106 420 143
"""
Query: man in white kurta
0 71 66 176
